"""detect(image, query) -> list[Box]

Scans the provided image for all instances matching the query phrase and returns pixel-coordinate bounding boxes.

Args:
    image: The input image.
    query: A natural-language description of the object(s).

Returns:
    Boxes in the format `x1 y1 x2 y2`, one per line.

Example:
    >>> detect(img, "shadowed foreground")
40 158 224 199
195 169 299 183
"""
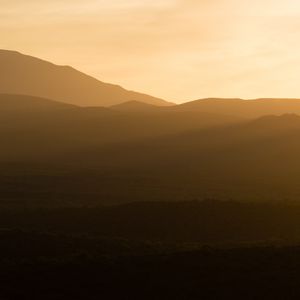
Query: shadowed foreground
0 201 300 299
0 235 300 300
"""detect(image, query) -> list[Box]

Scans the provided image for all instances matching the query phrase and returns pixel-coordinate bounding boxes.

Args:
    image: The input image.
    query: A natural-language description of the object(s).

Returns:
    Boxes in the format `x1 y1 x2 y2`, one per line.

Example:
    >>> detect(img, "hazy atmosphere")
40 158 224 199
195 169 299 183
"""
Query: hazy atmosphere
3 1 300 299
2 0 300 102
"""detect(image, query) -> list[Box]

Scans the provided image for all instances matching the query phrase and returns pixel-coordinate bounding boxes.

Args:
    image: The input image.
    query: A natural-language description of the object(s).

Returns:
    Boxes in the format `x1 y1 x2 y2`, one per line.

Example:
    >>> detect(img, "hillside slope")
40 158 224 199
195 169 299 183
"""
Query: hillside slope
1 95 300 204
0 50 172 107
177 98 300 118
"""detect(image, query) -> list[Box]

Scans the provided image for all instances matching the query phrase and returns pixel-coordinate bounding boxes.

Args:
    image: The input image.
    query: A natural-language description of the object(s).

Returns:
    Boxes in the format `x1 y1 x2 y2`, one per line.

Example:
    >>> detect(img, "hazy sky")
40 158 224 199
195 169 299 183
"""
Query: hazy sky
2 0 300 102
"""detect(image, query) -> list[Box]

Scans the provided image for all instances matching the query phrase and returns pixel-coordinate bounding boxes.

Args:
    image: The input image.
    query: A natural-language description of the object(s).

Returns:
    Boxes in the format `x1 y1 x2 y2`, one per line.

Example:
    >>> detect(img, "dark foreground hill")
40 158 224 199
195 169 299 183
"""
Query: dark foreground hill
1 200 300 244
1 200 300 299
0 49 172 106
2 242 300 299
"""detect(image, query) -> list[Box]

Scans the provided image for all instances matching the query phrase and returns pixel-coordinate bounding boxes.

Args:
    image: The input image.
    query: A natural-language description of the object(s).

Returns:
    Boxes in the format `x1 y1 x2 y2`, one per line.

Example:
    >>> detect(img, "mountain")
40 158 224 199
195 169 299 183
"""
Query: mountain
0 50 172 107
2 93 300 205
57 113 300 204
0 93 245 206
176 98 300 118
110 100 164 113
0 93 77 113
0 94 242 161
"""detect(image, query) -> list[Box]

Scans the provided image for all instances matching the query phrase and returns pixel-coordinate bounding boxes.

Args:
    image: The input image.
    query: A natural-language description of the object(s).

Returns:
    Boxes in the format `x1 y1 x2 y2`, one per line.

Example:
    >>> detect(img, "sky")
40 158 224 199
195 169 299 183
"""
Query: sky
1 0 300 103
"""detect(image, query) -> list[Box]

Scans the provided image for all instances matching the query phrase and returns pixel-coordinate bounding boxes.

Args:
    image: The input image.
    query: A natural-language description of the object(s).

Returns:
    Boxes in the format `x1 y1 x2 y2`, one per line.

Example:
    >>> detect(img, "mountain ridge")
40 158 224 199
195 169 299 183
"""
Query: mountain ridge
0 49 173 107
176 97 300 118
0 93 78 112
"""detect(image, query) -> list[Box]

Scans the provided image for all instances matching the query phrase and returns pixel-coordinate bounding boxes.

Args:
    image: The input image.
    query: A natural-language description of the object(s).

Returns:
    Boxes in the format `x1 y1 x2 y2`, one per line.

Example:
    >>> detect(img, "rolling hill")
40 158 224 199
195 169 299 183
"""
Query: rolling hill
0 49 172 107
177 98 300 118
1 94 300 205
110 100 163 113
0 93 243 163
0 93 77 112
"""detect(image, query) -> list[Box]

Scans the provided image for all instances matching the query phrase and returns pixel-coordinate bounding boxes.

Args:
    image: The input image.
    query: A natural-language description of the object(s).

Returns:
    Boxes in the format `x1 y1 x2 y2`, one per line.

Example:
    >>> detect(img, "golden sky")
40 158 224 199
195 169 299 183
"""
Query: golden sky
2 0 300 102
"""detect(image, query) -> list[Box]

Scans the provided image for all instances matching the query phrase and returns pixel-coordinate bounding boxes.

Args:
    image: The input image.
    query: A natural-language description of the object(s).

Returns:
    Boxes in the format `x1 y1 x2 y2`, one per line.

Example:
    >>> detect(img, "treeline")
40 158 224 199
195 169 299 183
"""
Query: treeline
1 200 300 298
1 200 300 244
1 239 300 299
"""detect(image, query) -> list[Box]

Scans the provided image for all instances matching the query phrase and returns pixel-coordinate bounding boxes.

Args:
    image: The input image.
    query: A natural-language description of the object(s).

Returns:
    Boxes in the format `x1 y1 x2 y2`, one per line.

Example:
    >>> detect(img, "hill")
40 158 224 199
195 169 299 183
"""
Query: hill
110 100 164 113
1 98 300 205
0 94 242 162
0 50 172 107
0 93 77 112
177 98 300 118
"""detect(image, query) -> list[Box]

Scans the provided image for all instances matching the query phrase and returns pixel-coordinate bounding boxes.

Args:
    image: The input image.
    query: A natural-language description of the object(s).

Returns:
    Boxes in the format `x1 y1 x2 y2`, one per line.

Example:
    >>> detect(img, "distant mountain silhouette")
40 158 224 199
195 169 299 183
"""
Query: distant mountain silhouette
110 100 165 113
0 50 172 107
2 92 300 204
0 94 241 161
245 113 300 130
177 98 300 118
0 93 77 112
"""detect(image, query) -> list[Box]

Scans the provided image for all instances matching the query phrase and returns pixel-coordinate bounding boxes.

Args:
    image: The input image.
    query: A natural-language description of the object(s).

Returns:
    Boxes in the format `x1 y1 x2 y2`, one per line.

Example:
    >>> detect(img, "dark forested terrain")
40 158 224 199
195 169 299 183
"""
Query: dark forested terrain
2 201 300 299
2 243 300 299
2 201 300 244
